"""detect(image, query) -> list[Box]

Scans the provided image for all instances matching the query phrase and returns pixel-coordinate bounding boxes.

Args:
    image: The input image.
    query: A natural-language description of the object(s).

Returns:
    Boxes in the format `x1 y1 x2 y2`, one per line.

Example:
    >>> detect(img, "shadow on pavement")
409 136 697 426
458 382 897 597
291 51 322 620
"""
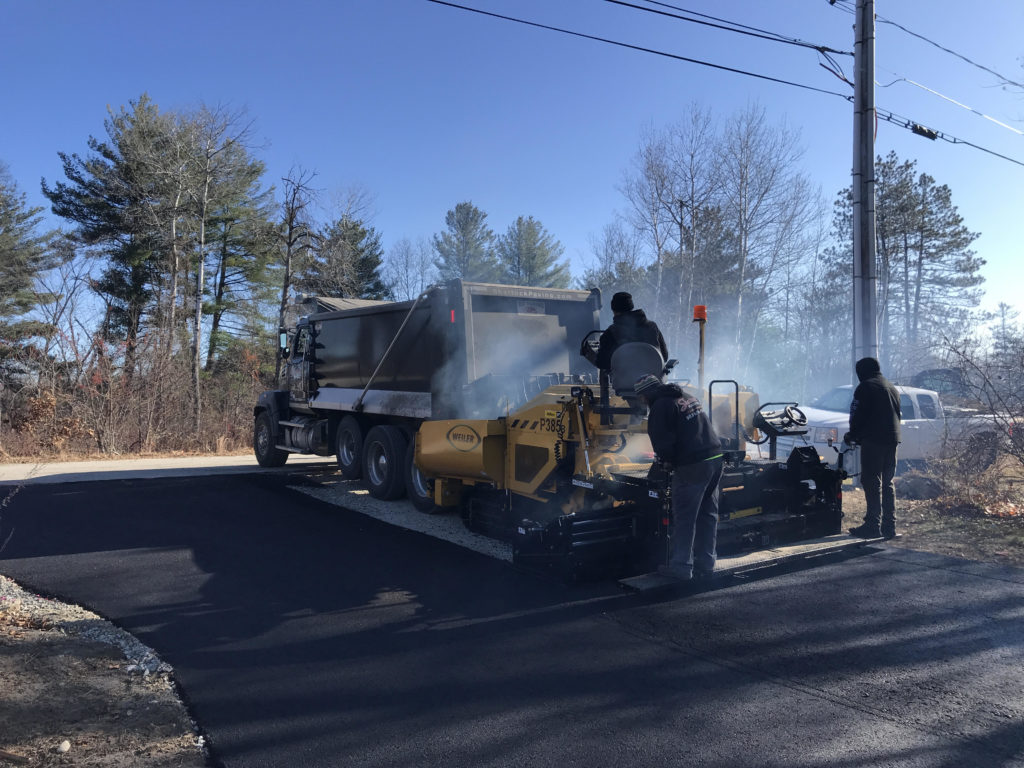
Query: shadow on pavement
1 473 1022 768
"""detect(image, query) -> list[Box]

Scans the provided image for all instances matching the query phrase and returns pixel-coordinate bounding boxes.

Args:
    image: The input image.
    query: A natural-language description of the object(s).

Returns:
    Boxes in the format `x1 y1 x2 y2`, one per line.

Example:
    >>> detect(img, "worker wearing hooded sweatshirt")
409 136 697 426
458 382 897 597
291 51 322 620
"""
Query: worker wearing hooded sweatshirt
844 357 902 539
634 373 723 581
594 292 669 371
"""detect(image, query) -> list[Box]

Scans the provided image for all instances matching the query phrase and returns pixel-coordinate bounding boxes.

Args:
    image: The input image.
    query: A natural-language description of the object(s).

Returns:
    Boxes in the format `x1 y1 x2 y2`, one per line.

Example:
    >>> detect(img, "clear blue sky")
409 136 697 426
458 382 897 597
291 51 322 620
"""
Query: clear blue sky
3 0 1022 318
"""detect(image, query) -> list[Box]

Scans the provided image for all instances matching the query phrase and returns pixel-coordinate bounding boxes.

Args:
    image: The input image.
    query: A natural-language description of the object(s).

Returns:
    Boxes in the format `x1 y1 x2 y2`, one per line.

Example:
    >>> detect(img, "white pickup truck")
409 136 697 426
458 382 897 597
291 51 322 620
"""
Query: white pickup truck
772 384 999 476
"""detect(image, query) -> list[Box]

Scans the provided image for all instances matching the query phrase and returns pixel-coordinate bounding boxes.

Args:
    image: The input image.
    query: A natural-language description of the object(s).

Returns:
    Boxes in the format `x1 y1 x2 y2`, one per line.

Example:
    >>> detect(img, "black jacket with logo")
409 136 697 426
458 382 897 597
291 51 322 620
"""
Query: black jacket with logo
849 372 902 445
595 309 669 370
646 383 722 466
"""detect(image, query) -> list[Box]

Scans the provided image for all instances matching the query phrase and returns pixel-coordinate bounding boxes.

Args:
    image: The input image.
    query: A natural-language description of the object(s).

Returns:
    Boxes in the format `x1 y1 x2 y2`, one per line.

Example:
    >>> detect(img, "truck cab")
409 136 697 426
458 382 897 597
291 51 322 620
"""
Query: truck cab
284 321 315 409
773 385 952 474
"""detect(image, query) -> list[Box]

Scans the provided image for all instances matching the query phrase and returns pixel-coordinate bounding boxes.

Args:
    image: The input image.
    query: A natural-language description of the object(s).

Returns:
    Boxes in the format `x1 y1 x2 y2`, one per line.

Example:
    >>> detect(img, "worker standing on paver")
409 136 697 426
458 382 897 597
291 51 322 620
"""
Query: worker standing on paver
593 292 669 371
844 357 902 539
634 373 724 581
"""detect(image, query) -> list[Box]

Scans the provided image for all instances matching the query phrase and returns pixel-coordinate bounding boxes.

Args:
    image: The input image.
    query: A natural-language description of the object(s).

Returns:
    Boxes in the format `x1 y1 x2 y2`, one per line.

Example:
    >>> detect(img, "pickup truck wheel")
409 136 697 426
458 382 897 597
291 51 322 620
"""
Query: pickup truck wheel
405 438 439 513
254 412 288 468
336 416 363 480
363 425 408 500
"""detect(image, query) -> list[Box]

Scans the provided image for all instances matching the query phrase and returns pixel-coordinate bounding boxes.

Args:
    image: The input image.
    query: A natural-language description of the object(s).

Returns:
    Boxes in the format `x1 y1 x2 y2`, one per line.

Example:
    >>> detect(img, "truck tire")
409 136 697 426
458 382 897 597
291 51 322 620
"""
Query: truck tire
336 416 363 480
254 411 288 468
405 438 438 513
363 425 408 500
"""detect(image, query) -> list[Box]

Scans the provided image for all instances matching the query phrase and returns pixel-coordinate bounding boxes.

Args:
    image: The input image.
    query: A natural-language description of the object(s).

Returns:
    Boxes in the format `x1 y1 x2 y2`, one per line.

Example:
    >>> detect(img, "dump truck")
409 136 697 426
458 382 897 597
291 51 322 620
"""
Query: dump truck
255 280 873 581
254 281 603 499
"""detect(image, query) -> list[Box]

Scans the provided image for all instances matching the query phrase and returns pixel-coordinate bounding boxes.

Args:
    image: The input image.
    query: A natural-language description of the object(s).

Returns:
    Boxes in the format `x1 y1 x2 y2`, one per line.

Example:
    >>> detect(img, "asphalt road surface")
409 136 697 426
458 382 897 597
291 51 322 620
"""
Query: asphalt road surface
1 468 1022 768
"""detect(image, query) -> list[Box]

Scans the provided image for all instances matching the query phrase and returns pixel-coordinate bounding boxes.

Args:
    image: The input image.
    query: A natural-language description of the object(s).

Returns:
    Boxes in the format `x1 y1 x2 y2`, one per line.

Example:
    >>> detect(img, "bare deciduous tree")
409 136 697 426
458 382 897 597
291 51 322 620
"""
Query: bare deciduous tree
275 168 318 380
385 237 437 301
717 105 812 373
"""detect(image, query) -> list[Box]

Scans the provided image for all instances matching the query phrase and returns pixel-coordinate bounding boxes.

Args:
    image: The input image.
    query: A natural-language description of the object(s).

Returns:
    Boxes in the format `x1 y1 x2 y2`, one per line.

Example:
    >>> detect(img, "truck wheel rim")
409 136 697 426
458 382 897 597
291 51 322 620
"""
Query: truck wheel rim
257 424 269 453
410 464 431 500
368 443 388 485
340 433 357 465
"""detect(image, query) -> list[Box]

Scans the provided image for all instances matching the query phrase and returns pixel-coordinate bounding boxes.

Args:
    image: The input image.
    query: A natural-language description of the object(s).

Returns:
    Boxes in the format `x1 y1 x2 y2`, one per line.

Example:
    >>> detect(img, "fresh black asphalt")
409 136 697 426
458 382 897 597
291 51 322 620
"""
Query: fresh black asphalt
1 472 1022 767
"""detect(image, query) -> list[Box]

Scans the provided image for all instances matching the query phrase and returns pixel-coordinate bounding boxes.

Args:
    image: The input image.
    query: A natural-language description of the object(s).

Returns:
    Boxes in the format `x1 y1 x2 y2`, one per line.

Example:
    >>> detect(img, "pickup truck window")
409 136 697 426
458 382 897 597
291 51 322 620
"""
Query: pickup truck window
900 394 915 420
812 387 854 413
918 394 939 419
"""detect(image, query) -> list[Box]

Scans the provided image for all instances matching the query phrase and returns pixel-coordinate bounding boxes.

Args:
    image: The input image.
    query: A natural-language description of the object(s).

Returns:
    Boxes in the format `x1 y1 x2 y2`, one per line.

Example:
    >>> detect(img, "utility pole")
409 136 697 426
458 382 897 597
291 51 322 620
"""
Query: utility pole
852 0 878 368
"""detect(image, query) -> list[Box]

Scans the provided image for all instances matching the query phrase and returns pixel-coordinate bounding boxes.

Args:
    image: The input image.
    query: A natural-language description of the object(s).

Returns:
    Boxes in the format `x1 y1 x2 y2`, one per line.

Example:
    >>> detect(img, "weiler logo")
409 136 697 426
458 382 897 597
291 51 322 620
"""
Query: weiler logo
446 424 482 452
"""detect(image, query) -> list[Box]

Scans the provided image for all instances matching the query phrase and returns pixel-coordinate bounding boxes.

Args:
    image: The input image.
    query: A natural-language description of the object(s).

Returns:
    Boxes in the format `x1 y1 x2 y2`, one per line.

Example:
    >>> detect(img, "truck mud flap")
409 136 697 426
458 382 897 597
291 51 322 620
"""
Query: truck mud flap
619 533 884 592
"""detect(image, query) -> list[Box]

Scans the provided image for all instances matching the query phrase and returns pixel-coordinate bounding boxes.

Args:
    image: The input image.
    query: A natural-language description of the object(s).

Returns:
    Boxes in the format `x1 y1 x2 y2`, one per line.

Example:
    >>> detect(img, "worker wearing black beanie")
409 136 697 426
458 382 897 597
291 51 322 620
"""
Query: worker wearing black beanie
594 292 669 371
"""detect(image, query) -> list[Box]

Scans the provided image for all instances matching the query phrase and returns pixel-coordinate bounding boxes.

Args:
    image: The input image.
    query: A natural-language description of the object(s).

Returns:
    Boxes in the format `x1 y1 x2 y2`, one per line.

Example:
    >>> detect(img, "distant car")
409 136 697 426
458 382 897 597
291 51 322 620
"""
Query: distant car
773 384 999 477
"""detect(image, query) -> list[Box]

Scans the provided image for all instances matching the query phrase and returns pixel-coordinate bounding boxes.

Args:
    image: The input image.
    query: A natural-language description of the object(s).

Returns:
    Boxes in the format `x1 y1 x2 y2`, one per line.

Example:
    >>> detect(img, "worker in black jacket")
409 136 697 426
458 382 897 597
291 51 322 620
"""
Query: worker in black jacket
594 292 669 371
635 374 724 581
844 357 902 539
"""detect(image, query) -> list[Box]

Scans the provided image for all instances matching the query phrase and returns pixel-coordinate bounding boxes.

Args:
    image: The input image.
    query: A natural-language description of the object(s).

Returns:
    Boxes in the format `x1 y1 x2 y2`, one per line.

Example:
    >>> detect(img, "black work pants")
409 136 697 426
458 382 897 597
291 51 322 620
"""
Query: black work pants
669 457 724 576
860 439 898 525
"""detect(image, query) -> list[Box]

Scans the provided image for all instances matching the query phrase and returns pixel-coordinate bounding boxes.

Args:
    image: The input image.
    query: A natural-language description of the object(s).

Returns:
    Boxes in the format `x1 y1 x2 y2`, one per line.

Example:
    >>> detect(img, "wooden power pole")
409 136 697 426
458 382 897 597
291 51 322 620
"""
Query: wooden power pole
852 0 878 367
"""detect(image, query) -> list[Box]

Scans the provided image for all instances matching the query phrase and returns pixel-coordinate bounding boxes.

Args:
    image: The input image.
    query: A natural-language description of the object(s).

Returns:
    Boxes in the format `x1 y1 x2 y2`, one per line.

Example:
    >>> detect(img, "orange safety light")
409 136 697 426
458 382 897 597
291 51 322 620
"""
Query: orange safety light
693 305 707 322
450 309 456 323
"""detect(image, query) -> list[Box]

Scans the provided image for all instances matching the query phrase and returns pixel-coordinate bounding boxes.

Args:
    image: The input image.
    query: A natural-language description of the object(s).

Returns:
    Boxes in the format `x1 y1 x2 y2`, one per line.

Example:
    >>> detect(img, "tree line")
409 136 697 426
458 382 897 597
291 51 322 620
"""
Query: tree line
0 94 1009 457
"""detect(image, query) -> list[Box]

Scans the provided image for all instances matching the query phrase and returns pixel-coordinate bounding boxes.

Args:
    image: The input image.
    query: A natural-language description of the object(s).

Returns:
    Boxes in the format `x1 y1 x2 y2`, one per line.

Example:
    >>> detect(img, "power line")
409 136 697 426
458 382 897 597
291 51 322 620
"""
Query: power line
828 0 1024 89
819 49 853 87
425 0 851 99
426 0 1024 169
604 0 853 56
876 14 1024 90
876 107 1024 168
878 70 1024 136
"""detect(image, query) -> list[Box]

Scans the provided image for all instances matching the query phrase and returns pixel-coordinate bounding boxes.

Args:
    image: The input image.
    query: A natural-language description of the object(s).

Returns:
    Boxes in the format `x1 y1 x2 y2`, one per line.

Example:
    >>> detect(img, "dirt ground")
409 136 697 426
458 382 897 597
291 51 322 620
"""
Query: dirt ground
1 479 1022 767
0 602 207 767
844 489 1024 567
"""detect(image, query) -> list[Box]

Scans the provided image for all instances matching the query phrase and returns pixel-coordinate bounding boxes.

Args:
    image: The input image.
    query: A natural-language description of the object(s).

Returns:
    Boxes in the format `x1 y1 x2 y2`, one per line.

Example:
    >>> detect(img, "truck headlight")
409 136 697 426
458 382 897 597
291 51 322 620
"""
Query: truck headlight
814 427 839 444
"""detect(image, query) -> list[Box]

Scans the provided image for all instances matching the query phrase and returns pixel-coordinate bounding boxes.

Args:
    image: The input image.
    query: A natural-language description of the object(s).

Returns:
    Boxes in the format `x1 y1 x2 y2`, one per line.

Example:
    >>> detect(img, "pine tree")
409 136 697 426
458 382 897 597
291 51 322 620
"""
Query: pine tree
829 151 983 373
495 216 570 287
41 96 169 372
296 216 390 300
0 163 58 377
432 202 499 283
203 150 278 370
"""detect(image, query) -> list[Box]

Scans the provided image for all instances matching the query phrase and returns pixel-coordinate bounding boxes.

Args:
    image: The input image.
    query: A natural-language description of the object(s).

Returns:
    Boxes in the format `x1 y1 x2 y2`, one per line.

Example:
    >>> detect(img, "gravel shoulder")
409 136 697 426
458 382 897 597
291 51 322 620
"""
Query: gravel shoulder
0 575 207 767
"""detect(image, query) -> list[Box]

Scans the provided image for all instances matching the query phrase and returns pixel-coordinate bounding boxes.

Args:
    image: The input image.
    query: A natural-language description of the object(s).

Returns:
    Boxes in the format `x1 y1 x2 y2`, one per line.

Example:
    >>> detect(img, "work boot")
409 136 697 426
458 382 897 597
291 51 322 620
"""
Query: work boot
881 520 897 539
849 522 882 539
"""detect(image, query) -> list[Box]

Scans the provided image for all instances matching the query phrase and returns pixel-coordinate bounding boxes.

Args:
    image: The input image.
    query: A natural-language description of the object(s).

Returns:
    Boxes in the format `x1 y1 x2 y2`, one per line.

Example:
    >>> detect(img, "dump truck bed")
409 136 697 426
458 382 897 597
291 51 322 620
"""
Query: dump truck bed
303 281 601 420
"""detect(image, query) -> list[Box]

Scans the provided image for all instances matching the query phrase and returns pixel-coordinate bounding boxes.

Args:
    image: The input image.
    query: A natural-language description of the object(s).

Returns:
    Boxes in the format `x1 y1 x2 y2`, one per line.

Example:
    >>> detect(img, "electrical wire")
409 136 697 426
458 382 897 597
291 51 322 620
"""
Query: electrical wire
605 0 853 56
818 49 853 88
425 0 851 99
877 70 1024 136
876 106 1024 168
828 0 1024 90
875 14 1024 90
426 0 1024 169
829 0 855 15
